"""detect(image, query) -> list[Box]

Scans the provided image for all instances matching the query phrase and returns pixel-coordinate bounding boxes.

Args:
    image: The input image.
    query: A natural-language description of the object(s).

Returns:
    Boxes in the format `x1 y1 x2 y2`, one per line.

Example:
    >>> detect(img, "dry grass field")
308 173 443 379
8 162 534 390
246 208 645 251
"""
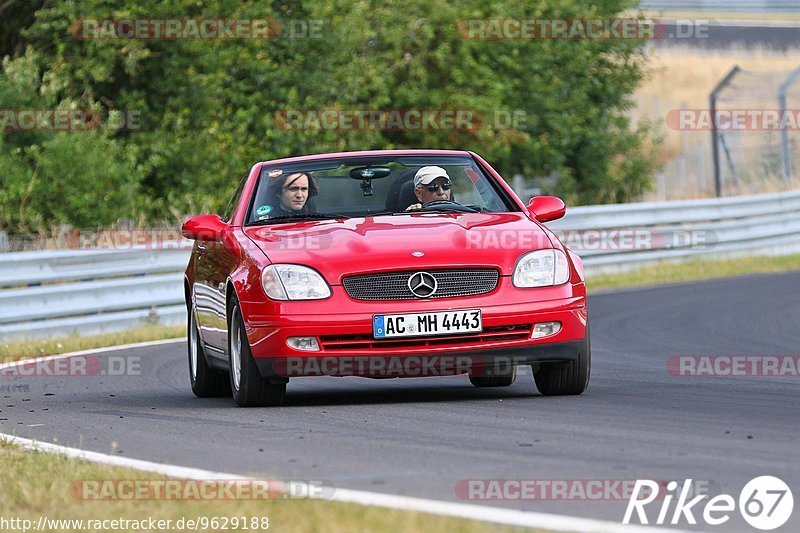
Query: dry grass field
633 46 800 198
636 46 800 157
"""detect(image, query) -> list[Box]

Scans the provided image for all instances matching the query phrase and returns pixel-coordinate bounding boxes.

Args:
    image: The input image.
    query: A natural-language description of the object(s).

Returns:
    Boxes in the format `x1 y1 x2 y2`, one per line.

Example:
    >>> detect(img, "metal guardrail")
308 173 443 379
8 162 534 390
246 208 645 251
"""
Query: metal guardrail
2 188 800 340
639 0 800 12
0 248 189 288
0 248 191 340
546 188 800 271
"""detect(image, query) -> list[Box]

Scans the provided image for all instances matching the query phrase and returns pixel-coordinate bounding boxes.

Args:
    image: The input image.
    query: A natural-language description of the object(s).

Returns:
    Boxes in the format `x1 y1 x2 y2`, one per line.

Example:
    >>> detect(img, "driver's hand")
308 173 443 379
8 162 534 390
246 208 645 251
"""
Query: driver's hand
405 203 422 211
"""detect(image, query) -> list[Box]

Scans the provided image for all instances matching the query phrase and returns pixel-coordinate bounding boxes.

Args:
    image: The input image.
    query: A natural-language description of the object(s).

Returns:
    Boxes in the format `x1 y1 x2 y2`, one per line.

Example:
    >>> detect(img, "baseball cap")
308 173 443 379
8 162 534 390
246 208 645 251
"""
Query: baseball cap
414 166 451 187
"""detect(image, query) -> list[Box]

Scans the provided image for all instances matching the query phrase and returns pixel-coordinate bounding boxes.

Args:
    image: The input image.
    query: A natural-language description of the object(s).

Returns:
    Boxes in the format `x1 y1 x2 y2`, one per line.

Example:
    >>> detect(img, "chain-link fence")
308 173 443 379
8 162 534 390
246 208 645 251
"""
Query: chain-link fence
710 66 800 196
641 65 800 201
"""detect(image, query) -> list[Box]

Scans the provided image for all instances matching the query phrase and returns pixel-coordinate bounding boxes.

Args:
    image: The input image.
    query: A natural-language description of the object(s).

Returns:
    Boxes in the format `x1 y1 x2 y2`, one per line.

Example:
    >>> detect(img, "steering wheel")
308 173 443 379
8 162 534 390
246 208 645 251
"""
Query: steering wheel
420 200 478 213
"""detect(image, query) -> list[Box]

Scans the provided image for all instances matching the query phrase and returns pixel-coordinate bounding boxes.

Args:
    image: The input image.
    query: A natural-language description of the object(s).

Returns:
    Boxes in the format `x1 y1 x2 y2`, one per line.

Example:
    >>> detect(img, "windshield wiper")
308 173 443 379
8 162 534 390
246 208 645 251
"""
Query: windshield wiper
250 213 349 225
415 206 480 214
367 207 479 217
366 210 409 217
425 208 475 213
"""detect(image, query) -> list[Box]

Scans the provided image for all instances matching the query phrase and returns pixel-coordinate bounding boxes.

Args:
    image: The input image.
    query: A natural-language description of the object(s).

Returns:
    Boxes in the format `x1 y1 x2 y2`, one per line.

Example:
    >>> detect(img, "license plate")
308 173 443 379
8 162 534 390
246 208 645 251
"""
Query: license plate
373 309 482 339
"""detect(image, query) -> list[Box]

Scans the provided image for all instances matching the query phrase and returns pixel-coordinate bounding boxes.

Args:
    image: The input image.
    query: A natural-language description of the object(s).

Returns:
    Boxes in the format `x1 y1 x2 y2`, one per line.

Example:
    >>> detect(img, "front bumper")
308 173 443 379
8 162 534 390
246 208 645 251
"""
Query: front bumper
254 338 587 378
240 284 587 378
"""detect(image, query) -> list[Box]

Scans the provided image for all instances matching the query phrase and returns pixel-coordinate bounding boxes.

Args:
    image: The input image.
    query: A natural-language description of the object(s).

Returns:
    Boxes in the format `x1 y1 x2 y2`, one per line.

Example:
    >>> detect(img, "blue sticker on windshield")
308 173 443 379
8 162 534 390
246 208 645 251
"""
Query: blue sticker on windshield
256 205 273 219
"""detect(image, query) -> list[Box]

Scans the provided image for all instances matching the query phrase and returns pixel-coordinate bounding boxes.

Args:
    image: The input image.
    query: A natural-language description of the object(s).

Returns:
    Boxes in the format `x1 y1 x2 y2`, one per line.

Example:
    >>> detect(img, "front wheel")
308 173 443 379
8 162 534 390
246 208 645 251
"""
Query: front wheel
533 326 591 396
188 309 230 397
228 303 286 407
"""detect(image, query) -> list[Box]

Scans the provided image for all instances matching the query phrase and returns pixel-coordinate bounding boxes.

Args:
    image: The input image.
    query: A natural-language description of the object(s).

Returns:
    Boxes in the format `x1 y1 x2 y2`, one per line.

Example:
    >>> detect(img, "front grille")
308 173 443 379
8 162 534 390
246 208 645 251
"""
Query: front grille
319 324 532 351
342 269 499 300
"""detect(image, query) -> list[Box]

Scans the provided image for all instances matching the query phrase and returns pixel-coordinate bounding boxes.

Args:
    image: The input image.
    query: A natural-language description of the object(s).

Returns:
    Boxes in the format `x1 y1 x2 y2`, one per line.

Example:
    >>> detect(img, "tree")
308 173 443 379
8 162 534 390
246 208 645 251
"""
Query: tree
0 0 658 234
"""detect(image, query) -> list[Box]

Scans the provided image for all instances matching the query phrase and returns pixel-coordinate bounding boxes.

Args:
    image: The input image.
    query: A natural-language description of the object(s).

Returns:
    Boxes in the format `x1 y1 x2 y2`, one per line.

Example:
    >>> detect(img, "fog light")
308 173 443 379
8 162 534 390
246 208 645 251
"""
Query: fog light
531 322 561 339
287 337 320 351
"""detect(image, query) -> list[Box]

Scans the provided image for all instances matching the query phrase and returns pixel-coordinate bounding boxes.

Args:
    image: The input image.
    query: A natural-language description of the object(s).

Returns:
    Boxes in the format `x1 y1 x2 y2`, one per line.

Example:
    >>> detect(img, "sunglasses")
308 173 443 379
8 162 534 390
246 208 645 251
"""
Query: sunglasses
424 181 452 192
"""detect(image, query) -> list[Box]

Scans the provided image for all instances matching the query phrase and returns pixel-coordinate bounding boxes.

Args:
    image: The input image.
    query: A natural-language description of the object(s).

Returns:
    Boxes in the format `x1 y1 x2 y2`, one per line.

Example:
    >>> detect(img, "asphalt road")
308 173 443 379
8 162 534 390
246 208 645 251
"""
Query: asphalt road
2 271 800 531
654 21 800 50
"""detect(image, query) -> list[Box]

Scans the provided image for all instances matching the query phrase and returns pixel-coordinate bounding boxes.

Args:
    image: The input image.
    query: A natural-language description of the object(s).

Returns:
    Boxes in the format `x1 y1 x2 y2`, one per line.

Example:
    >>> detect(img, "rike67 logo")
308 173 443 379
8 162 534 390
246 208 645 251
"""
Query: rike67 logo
623 476 793 530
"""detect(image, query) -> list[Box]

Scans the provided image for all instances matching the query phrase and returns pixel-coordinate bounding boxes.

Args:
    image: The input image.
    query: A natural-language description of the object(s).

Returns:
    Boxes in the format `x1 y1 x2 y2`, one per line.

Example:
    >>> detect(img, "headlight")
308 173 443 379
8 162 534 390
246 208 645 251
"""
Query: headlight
261 265 331 300
513 250 570 287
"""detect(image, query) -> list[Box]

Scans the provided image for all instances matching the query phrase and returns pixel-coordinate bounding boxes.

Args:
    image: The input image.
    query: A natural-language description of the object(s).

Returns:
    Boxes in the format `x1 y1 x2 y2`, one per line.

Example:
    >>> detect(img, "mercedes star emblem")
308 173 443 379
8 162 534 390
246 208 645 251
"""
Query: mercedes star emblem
407 271 437 298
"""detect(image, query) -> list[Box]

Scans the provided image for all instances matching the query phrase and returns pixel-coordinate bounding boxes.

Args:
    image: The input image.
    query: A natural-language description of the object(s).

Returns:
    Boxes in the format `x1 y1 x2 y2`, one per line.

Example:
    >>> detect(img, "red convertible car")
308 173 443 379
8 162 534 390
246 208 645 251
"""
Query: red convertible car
182 150 589 406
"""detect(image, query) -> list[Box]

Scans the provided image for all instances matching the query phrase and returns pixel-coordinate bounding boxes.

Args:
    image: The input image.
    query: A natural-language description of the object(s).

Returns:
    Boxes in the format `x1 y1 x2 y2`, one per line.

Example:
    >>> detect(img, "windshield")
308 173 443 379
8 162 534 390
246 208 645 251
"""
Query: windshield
245 155 516 225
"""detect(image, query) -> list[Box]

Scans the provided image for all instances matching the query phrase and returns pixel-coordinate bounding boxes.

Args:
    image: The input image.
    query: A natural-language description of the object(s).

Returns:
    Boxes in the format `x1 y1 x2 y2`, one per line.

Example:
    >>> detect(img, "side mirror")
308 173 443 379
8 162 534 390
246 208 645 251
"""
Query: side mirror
527 196 566 223
182 214 226 241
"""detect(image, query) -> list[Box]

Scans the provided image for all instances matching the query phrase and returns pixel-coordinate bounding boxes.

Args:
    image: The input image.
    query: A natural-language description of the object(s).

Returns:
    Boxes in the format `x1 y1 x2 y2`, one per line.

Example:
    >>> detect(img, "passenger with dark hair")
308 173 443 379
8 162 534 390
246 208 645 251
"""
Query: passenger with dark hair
262 172 319 218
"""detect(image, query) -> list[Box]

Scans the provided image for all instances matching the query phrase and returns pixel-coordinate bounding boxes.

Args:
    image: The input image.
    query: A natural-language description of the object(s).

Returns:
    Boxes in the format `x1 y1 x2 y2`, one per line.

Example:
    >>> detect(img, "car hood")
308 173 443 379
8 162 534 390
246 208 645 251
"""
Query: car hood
242 212 553 283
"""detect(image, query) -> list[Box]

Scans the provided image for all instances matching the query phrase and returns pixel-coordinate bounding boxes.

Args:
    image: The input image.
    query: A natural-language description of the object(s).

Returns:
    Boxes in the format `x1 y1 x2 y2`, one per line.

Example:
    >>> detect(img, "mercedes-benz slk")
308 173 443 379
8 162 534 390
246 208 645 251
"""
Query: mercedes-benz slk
182 149 589 406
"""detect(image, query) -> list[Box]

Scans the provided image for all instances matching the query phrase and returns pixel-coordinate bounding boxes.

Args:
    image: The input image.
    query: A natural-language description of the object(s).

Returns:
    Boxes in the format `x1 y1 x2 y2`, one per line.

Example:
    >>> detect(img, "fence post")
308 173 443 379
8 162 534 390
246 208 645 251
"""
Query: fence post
710 66 741 197
778 67 800 181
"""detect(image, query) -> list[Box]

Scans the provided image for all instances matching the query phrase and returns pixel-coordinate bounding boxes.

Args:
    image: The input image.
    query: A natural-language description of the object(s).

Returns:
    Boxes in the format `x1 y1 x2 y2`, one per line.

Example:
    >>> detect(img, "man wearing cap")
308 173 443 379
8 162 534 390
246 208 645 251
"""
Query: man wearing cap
405 165 453 211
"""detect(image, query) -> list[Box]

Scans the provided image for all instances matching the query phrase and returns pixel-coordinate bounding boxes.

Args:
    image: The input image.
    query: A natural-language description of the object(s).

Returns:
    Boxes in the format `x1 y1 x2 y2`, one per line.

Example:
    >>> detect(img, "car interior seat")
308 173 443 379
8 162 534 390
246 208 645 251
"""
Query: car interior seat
397 181 418 211
384 169 417 211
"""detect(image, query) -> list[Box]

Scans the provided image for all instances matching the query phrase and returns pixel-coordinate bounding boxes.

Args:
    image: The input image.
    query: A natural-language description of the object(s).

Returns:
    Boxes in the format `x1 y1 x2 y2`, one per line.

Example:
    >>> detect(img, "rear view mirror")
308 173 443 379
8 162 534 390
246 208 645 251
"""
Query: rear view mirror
350 166 392 196
349 166 392 180
182 214 226 241
527 196 566 222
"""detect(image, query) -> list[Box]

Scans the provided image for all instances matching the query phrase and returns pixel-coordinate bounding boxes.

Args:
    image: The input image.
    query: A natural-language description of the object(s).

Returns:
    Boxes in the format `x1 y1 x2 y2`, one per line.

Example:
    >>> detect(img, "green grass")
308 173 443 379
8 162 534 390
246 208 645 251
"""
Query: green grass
0 439 535 533
588 253 800 290
0 324 185 361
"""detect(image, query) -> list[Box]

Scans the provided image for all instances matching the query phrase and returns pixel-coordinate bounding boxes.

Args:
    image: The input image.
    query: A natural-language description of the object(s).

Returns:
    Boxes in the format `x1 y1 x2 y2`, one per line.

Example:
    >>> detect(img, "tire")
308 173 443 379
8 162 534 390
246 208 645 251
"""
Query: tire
469 364 517 387
228 303 286 407
533 325 591 396
188 309 230 397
